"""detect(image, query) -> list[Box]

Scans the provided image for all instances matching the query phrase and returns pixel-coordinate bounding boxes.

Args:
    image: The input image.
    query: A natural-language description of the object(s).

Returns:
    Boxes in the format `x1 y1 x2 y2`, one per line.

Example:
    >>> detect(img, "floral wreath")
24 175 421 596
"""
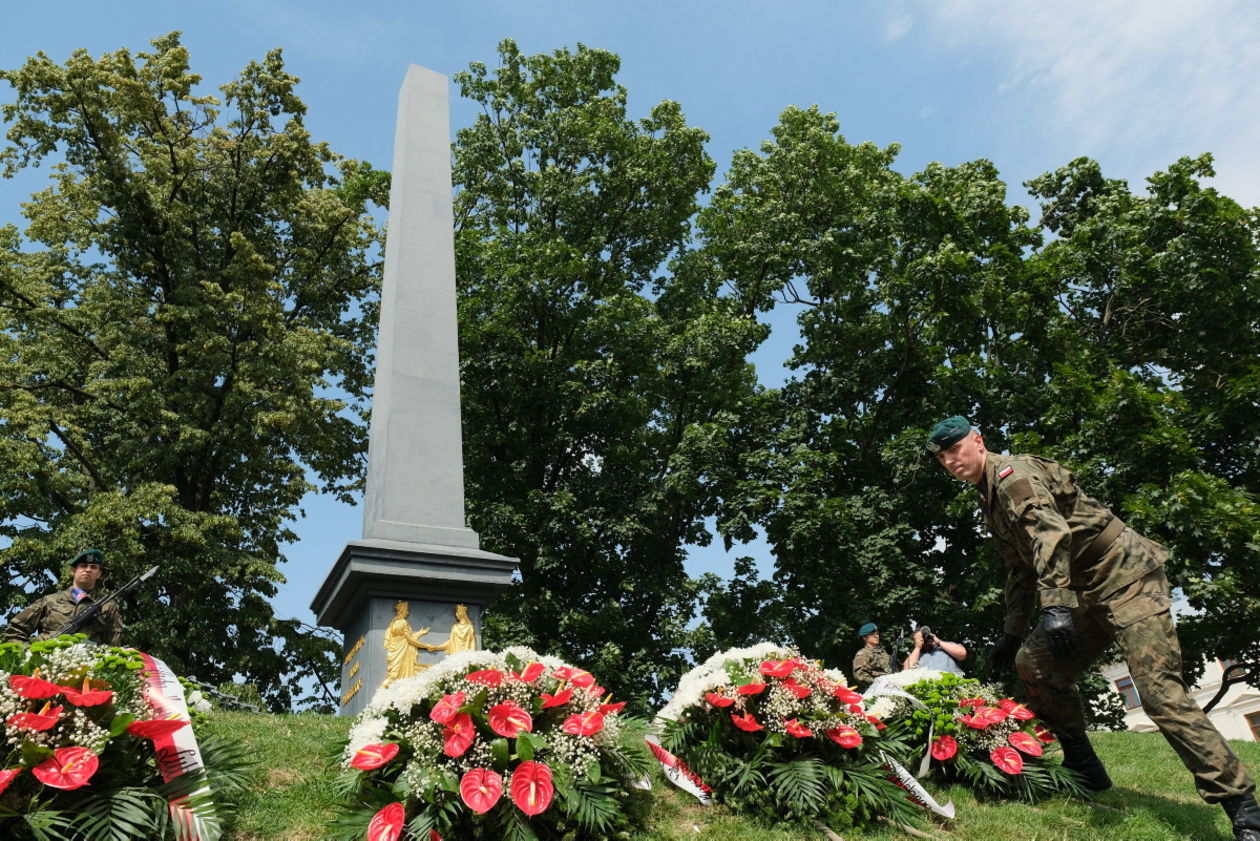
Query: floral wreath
338 646 653 841
655 643 921 832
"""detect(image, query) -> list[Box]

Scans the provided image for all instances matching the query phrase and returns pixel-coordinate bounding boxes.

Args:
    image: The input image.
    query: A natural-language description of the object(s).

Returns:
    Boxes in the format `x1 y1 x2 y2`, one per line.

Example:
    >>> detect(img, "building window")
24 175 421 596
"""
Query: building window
1247 712 1260 742
1115 675 1141 710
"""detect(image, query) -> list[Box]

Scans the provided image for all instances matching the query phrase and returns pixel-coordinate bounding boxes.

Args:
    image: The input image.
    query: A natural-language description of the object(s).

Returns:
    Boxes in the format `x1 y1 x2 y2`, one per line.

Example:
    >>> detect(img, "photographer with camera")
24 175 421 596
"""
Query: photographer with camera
902 625 967 675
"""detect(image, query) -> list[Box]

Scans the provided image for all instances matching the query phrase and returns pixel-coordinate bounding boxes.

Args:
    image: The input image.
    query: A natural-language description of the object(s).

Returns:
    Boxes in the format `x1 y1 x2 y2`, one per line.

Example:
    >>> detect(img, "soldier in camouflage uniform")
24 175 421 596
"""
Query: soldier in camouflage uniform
4 549 123 646
927 416 1260 841
852 622 892 688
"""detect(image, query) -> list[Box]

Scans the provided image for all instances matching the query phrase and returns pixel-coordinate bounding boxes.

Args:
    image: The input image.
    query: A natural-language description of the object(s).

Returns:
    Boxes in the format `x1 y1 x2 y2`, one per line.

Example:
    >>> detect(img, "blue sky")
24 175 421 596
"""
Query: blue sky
3 1 1258 625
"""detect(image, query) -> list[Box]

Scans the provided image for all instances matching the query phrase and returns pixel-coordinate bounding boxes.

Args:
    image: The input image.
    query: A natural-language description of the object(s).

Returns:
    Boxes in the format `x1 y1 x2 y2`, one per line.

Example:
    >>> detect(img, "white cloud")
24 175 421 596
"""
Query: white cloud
885 13 914 41
928 0 1260 206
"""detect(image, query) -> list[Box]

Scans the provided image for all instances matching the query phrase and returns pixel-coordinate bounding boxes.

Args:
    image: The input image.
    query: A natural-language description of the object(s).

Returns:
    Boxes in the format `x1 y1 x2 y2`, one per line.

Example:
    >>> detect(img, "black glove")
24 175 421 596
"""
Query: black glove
1041 606 1079 659
989 633 1021 675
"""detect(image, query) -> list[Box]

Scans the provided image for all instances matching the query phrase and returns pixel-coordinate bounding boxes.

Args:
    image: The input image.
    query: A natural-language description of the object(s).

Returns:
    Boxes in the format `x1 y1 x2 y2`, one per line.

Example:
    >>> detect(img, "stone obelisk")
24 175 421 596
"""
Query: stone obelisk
311 65 517 717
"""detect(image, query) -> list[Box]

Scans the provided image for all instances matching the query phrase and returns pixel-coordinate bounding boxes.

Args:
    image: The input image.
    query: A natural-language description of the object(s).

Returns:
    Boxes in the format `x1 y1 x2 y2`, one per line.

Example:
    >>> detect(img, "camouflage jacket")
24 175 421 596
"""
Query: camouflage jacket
852 644 892 686
3 588 123 646
979 453 1166 636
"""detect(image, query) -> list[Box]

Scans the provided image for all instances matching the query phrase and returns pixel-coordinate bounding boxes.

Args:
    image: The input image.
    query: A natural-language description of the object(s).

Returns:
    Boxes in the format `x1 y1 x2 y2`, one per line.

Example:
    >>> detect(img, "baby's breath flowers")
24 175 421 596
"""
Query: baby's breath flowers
342 647 653 841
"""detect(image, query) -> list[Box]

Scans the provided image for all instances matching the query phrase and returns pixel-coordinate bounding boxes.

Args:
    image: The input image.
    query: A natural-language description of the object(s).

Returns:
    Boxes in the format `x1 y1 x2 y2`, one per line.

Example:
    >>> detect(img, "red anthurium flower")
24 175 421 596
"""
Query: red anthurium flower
568 670 595 689
848 703 864 715
587 684 604 697
367 802 405 841
9 671 62 700
736 682 767 695
0 768 19 795
443 713 476 757
866 714 886 730
1034 724 1056 743
552 666 574 681
1008 731 1044 757
959 697 987 707
731 712 763 732
781 679 811 699
784 718 813 738
8 703 63 732
61 677 114 708
466 669 504 687
991 746 1024 774
826 726 862 748
541 687 573 709
460 768 504 814
32 746 99 790
430 692 466 724
598 700 626 715
962 707 1005 730
999 699 1036 720
351 742 400 770
562 712 604 736
705 692 735 708
128 717 190 740
833 686 864 705
930 735 958 760
489 702 533 738
515 662 546 683
429 832 441 841
510 761 555 816
759 659 799 678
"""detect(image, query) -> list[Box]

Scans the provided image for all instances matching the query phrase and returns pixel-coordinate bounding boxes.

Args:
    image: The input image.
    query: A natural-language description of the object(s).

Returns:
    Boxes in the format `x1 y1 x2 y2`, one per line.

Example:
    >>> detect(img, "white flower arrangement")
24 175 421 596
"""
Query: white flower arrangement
657 642 794 723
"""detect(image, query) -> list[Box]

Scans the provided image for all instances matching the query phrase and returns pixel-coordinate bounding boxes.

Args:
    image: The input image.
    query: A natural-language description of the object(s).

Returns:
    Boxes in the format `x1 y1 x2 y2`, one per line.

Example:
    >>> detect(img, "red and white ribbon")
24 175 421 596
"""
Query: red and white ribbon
137 652 209 840
645 735 712 805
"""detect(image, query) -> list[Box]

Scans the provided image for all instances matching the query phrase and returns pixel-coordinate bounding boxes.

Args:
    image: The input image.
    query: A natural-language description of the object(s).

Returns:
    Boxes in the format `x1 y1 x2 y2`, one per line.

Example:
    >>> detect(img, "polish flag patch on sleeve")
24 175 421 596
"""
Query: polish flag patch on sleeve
997 466 1014 480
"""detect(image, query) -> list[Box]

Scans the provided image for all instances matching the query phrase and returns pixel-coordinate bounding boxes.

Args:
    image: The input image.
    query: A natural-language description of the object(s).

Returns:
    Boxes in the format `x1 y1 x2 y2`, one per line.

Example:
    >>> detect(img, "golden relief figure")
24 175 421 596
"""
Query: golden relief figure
381 601 431 688
419 603 477 656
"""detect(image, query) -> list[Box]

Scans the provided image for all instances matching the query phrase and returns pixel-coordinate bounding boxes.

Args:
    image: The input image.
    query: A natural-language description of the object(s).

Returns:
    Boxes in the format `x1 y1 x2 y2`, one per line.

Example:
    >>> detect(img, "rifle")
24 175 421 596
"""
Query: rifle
1203 663 1253 714
49 565 159 640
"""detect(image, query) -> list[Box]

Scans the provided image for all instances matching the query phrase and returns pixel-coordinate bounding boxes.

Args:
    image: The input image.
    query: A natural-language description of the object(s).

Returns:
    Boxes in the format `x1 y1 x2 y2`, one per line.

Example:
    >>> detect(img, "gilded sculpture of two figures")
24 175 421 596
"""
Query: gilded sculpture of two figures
382 602 477 688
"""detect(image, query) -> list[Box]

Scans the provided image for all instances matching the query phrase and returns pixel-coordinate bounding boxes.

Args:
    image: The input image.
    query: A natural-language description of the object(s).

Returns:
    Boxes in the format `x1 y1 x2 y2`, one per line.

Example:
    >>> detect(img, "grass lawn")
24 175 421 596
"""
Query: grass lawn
201 713 1260 840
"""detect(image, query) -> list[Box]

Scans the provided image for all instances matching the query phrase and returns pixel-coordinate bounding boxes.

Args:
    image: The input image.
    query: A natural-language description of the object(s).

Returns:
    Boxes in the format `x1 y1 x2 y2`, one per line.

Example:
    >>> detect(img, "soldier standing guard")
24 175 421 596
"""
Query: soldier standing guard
852 622 892 688
4 549 124 646
927 415 1260 840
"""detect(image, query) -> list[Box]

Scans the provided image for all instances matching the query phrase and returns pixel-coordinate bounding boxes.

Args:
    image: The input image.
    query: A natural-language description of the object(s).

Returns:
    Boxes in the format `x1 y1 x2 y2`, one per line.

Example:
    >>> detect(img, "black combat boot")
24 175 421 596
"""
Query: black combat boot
1057 731 1113 792
1222 794 1260 841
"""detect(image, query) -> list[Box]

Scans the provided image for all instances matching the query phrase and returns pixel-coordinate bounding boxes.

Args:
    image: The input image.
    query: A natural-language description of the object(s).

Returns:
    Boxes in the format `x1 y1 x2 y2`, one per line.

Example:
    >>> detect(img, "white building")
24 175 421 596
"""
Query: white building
1100 659 1260 740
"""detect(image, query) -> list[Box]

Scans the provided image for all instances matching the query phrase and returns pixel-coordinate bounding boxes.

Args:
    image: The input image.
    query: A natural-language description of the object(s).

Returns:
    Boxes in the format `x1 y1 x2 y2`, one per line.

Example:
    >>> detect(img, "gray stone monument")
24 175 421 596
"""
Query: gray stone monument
311 65 517 717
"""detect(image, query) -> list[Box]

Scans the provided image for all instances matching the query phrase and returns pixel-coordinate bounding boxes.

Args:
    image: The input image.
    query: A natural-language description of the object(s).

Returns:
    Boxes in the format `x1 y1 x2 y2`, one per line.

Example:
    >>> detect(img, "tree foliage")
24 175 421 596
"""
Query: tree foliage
695 104 1260 696
451 40 764 708
0 34 383 710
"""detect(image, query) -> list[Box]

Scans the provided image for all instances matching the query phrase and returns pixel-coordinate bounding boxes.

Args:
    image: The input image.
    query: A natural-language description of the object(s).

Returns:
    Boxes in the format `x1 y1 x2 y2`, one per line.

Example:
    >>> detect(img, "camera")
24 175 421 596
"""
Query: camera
917 625 936 647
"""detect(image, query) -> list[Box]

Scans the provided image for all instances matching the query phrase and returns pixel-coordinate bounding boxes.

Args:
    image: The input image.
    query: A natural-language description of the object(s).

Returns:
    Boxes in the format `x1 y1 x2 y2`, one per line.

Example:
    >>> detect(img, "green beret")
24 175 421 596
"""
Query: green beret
925 416 971 454
858 622 878 636
71 549 104 569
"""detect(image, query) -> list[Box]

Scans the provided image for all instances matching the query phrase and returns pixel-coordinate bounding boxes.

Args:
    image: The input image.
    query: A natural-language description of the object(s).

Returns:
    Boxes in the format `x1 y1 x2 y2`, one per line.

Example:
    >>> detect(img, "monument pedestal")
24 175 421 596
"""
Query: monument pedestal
312 540 516 716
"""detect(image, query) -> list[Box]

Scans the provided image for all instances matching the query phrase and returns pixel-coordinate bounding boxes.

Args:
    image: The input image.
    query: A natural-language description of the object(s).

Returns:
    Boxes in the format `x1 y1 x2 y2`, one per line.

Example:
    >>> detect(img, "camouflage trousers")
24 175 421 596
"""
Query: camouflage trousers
1016 568 1254 803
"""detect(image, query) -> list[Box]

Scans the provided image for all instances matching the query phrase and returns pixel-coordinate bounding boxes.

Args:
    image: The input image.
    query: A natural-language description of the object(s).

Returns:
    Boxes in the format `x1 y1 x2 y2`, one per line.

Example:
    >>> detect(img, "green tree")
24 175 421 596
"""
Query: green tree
0 34 383 710
699 100 1260 705
452 40 764 708
1025 155 1260 678
695 105 1056 670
